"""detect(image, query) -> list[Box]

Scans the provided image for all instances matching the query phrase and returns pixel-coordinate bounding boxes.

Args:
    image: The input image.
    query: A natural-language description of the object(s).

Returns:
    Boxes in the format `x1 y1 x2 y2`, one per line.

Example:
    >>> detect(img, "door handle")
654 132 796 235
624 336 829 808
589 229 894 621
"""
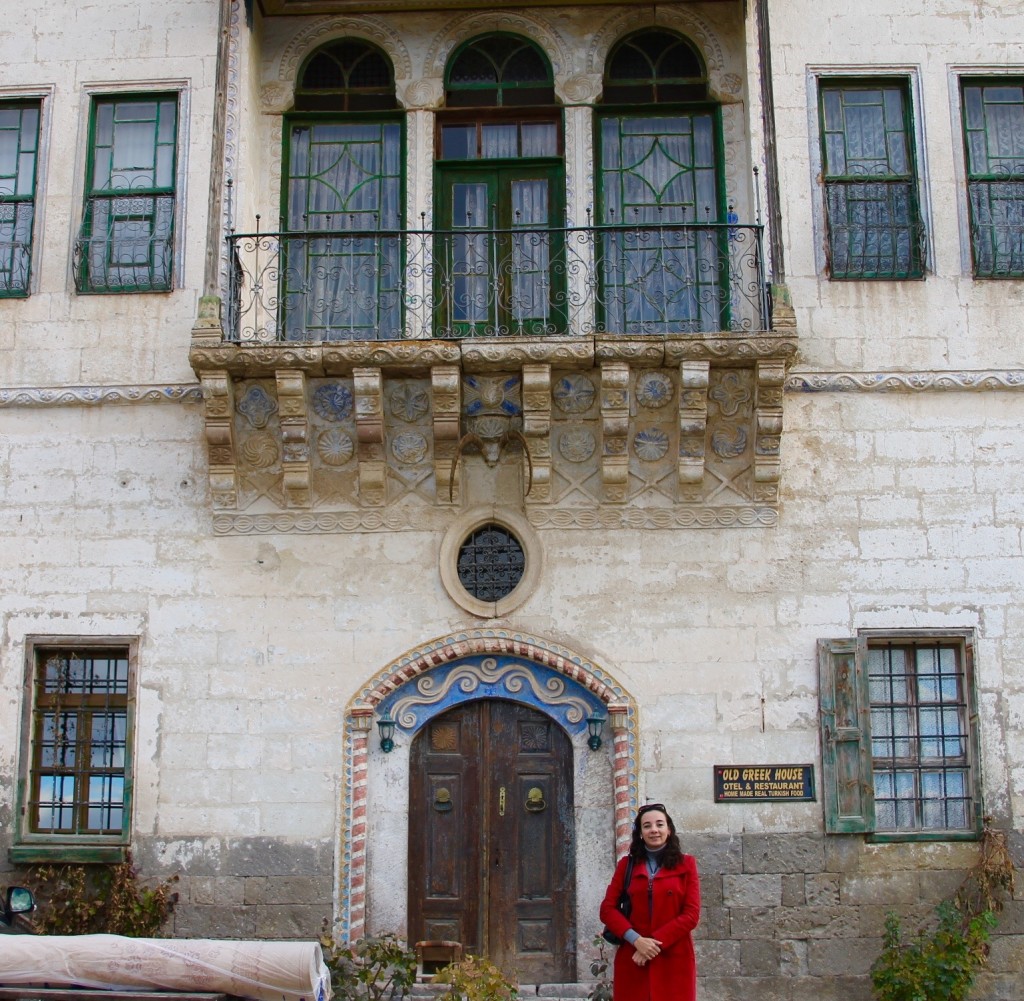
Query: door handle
499 786 506 816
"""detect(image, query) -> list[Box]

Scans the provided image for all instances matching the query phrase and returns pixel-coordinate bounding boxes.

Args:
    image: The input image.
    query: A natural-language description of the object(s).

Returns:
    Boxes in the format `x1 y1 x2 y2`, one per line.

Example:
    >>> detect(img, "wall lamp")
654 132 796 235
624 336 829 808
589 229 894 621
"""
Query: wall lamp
377 711 396 753
587 712 606 751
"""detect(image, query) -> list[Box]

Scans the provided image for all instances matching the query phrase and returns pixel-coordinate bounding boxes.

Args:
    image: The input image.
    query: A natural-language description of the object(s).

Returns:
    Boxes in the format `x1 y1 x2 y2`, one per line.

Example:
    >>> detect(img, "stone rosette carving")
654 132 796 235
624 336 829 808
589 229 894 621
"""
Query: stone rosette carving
553 373 596 414
636 371 674 409
241 431 279 468
313 383 354 422
558 428 596 463
391 431 429 465
317 429 355 467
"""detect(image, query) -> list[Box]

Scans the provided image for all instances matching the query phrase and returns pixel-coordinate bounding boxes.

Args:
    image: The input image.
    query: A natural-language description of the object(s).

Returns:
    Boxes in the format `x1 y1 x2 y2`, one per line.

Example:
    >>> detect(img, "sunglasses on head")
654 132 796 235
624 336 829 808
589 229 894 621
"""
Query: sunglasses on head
638 803 666 814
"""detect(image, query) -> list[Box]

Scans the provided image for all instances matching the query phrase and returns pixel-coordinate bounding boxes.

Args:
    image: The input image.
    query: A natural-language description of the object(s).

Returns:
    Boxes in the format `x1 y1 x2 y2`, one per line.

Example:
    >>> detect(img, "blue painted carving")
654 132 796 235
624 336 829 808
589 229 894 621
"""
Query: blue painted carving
378 654 604 736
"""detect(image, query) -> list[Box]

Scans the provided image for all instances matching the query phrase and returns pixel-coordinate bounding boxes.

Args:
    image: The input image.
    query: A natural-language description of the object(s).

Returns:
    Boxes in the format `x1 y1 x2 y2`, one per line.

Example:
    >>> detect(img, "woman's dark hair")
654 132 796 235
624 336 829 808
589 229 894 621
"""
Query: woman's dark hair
628 803 683 868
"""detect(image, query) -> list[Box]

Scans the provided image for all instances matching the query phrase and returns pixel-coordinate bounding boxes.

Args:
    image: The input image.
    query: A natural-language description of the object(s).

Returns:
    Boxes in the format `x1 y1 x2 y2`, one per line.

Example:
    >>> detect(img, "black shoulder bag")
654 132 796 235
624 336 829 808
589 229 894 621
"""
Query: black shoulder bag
601 856 636 946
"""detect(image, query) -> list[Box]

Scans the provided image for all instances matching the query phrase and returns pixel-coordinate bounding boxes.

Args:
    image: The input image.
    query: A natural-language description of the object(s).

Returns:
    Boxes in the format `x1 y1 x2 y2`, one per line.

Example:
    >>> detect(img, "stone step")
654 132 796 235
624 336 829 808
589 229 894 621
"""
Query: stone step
411 983 598 999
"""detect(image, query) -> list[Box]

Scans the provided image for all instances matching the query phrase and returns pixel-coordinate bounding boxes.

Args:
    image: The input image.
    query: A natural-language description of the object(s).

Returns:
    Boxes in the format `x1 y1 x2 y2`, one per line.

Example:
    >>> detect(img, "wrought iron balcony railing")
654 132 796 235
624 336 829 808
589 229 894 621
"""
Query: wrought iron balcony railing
225 219 769 343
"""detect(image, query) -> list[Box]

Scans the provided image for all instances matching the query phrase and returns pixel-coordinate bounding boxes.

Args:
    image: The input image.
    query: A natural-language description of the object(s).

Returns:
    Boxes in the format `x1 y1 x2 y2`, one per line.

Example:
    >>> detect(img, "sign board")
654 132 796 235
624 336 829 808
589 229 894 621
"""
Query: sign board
714 764 815 802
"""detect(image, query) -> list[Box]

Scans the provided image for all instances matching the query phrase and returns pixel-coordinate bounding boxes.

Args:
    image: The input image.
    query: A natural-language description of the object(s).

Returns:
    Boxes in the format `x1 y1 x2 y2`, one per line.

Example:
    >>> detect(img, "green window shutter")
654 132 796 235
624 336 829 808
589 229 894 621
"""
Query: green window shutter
818 638 875 833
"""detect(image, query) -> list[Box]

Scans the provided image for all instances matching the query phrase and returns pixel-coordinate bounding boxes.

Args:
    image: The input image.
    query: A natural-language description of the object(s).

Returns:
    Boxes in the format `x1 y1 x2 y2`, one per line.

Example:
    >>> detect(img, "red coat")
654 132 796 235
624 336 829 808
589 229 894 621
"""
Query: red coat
599 853 700 1001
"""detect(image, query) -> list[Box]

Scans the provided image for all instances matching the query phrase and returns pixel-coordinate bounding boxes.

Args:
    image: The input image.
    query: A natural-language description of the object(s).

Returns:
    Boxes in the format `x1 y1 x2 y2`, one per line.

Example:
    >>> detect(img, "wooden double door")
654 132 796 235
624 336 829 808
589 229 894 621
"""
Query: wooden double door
408 699 576 983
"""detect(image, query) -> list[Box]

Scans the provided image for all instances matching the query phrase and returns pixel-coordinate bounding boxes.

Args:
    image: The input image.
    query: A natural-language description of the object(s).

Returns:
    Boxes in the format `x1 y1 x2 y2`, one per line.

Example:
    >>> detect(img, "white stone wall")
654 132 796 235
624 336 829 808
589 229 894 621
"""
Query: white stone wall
770 0 1024 372
2 388 1022 841
0 0 219 388
2 0 1024 984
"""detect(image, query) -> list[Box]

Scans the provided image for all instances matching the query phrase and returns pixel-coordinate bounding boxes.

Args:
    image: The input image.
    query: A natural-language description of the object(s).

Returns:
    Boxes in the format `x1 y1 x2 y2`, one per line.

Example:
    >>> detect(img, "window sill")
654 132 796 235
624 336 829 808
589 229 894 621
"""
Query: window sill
866 830 980 844
9 843 129 865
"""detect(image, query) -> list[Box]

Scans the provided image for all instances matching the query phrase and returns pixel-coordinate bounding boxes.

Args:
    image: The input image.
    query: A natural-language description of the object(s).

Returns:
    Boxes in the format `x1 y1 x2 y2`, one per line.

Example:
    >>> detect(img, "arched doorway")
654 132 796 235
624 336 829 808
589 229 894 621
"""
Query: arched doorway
341 630 639 982
408 699 575 982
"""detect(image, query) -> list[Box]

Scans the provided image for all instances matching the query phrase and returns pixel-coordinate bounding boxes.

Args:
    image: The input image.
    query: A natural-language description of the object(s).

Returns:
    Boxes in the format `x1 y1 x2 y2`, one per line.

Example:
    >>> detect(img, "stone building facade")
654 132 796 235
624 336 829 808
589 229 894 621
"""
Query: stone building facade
1 1 1023 999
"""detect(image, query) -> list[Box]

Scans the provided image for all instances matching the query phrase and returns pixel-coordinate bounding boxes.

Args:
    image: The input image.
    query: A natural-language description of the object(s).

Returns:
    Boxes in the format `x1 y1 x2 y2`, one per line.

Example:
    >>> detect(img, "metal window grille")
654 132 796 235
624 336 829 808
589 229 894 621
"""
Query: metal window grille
0 101 41 297
962 79 1024 278
74 95 178 293
868 642 972 833
820 81 925 279
457 524 525 602
30 649 130 836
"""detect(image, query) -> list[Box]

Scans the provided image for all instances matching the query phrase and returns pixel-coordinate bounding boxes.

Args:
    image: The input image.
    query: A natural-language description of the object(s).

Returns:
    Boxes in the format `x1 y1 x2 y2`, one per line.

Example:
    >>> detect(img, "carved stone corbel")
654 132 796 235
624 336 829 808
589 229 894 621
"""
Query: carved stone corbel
275 369 311 508
432 365 461 505
353 367 386 507
754 359 785 503
200 370 237 509
521 363 551 504
678 360 710 499
600 361 630 504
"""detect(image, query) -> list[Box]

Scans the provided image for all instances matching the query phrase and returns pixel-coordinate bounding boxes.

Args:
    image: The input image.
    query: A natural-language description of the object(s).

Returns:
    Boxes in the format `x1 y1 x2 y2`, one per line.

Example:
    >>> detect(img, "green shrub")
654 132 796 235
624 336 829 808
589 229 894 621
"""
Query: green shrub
870 822 1016 1001
586 934 613 1001
319 932 418 1001
871 902 995 1001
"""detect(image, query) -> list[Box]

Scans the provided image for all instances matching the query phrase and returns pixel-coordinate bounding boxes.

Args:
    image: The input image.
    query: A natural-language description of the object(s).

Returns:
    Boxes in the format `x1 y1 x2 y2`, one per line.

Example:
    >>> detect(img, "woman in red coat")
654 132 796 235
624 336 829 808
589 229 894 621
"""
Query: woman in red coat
599 804 700 1001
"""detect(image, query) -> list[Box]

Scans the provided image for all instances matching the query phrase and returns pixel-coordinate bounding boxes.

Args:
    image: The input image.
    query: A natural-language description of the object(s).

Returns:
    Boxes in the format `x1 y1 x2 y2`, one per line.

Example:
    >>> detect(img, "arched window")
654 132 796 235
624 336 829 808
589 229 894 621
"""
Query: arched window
603 30 708 105
435 34 564 337
597 29 726 334
282 39 402 340
295 39 398 112
445 33 555 108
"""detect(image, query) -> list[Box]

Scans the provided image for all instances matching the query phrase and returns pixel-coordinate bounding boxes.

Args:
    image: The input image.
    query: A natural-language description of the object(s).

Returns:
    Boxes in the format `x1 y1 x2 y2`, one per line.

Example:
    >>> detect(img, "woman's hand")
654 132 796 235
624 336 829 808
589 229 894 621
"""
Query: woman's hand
631 936 662 965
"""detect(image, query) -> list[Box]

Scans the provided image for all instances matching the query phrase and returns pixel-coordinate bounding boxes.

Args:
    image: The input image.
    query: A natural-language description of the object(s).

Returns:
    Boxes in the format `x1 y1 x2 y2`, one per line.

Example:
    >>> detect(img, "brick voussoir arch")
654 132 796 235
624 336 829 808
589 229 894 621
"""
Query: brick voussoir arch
361 633 623 707
337 629 638 944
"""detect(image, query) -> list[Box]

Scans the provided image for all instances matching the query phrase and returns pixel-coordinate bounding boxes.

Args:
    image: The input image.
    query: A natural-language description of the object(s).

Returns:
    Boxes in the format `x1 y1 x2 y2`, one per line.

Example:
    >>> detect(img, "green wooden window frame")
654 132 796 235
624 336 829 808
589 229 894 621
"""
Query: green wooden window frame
434 160 565 337
596 30 727 334
445 33 555 109
0 100 41 297
281 114 404 340
961 77 1024 278
75 94 178 294
818 632 981 841
818 79 925 280
13 639 136 864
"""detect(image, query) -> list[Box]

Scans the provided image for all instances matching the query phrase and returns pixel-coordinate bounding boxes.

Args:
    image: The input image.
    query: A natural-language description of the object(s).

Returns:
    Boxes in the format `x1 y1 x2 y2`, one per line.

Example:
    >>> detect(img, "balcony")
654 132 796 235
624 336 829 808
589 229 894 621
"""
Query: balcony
224 219 771 344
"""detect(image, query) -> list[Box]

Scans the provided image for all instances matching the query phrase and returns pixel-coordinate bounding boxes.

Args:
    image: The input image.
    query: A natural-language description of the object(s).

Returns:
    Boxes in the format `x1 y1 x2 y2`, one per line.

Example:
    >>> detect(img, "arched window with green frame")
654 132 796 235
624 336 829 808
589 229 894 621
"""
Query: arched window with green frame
435 33 564 337
597 29 728 334
281 38 403 341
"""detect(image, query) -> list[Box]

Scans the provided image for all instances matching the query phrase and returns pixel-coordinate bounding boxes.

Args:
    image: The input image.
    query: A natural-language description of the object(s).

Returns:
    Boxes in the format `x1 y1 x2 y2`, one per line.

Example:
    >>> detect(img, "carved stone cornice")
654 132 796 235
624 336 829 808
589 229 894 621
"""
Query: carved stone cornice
212 505 780 536
786 370 1024 392
0 385 202 408
664 334 798 364
187 301 804 532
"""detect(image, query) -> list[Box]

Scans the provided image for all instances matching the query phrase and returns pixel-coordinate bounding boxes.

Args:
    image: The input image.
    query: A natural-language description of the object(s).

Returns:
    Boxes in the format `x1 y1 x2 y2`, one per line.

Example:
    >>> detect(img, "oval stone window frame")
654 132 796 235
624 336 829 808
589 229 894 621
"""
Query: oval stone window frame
440 506 542 618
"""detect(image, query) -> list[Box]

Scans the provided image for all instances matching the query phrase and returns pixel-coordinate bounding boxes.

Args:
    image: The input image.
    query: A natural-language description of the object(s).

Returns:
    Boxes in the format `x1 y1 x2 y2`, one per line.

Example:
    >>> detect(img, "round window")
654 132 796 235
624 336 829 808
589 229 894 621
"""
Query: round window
457 523 525 602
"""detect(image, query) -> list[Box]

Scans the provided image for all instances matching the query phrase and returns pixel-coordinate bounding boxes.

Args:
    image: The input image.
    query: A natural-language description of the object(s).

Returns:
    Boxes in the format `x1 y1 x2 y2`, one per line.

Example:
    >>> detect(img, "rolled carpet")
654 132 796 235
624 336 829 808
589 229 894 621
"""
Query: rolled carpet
0 935 331 1001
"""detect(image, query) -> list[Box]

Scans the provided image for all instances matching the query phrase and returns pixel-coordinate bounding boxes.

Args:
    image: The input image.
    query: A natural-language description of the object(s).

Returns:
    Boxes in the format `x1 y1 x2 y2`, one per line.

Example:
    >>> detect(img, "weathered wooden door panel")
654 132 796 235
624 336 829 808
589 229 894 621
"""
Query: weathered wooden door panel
409 700 575 983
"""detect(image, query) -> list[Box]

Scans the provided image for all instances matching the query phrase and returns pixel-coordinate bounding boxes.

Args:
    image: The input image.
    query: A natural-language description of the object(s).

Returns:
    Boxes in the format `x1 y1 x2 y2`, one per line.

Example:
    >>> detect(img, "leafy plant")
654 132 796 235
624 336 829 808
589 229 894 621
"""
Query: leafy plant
27 853 178 937
870 821 1017 1001
432 954 518 1001
319 931 418 1001
586 934 613 1001
871 902 995 1001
